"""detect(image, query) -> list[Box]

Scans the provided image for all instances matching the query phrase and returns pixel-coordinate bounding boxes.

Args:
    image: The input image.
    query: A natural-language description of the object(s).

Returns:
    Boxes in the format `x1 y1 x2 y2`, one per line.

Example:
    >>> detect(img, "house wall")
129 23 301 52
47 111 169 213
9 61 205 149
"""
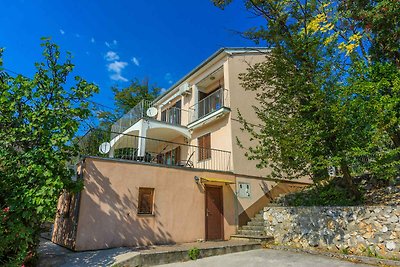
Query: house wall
73 157 237 251
227 53 312 185
227 53 272 178
188 115 233 171
235 175 308 226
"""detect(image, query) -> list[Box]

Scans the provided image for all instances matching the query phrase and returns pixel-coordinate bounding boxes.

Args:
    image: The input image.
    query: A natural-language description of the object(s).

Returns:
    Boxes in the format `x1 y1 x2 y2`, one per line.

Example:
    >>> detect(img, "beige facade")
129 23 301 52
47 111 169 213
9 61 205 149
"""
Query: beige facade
73 158 236 251
52 48 311 251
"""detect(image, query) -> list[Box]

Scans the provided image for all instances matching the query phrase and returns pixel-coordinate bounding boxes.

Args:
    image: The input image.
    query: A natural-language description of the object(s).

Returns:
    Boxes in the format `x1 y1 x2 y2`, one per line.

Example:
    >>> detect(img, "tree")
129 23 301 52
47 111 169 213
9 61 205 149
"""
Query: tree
337 0 400 180
0 40 98 266
97 78 160 130
213 0 386 198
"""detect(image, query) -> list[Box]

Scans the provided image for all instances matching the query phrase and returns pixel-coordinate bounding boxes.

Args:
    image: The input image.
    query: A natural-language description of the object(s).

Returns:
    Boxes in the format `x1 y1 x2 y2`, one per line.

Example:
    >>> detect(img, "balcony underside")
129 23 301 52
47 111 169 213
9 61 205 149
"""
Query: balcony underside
187 107 231 129
80 127 231 172
110 118 191 149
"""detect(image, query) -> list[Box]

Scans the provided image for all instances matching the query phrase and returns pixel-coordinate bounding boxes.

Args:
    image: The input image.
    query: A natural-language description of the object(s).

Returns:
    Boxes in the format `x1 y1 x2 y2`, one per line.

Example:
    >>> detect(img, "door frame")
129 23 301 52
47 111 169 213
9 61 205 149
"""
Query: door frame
205 185 224 240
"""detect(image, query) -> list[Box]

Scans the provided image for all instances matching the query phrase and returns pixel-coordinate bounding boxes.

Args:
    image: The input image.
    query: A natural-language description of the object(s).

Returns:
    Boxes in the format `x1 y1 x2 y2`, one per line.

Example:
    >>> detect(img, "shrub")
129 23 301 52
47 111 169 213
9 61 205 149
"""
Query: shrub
188 247 200 260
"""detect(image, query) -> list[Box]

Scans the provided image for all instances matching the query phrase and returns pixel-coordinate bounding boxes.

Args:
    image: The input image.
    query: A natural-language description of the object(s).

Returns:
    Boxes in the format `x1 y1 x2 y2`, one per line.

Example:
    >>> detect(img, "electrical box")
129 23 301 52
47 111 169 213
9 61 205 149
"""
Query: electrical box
238 182 251 198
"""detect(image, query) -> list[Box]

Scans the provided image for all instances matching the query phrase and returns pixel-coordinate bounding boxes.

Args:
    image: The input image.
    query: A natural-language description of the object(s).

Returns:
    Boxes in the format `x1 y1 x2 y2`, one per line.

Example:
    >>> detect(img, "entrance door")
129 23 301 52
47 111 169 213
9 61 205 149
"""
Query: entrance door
205 186 224 240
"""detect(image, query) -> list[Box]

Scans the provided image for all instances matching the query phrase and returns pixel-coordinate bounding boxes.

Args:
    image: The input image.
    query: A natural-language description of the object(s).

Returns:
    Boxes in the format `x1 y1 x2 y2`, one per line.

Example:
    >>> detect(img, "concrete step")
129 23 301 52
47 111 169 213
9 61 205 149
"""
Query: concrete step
249 218 264 224
113 241 262 267
237 229 265 236
231 235 273 243
241 225 264 231
254 214 263 220
248 221 264 227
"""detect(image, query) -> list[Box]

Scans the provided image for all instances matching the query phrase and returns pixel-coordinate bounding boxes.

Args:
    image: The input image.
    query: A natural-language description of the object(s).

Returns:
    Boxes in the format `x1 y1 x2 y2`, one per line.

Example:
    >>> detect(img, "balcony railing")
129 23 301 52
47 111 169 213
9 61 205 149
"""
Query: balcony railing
189 88 225 124
79 129 232 172
111 100 153 138
160 106 189 126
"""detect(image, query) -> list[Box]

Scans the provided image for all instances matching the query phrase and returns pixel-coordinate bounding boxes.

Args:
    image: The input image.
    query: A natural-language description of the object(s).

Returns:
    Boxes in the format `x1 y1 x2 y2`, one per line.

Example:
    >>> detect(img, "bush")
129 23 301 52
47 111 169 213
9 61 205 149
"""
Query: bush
0 208 38 266
275 177 363 206
188 247 200 260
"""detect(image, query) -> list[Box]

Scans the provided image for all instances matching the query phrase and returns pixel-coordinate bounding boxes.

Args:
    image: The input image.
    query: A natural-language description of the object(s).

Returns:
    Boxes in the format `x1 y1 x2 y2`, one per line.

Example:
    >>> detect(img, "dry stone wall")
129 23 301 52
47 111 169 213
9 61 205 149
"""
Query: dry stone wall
263 206 400 257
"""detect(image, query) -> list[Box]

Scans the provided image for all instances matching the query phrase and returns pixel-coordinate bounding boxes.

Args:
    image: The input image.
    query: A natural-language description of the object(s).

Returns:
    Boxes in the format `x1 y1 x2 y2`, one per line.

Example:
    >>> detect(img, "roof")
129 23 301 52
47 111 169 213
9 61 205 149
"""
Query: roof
153 47 269 104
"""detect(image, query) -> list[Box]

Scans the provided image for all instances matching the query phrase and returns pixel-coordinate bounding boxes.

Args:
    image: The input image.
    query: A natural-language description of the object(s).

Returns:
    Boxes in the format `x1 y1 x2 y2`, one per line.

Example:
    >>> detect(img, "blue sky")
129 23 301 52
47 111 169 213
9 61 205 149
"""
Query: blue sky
1 0 263 115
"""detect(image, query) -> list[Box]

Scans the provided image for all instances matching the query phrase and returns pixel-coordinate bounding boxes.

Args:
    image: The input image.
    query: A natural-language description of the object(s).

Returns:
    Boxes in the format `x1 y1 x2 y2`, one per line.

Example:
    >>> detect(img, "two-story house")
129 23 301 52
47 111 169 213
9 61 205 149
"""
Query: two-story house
52 48 311 251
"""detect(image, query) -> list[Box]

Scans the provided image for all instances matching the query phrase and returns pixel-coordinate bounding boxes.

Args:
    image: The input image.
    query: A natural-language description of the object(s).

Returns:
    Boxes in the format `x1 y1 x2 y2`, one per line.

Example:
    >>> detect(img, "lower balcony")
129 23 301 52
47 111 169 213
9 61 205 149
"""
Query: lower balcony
79 129 232 172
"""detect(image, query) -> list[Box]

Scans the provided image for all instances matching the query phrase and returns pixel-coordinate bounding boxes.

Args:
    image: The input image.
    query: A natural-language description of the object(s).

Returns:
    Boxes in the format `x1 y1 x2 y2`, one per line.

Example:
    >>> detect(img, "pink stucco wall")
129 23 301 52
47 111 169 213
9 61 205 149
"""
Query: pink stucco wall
73 157 237 251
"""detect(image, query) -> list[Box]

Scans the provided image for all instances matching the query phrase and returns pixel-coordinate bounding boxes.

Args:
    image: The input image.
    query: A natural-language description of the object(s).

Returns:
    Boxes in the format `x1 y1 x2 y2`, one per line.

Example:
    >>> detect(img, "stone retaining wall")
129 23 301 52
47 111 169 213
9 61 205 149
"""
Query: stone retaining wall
263 206 400 257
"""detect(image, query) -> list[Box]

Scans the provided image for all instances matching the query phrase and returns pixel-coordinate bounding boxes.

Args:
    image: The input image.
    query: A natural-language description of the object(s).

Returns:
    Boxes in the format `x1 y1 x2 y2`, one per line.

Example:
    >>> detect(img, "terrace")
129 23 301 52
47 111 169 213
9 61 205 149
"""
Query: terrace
79 129 232 172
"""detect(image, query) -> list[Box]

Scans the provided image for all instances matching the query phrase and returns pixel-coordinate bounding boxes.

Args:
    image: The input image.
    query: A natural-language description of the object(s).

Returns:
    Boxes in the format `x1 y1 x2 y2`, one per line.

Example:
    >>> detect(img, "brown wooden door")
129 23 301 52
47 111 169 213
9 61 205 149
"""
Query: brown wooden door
205 186 224 240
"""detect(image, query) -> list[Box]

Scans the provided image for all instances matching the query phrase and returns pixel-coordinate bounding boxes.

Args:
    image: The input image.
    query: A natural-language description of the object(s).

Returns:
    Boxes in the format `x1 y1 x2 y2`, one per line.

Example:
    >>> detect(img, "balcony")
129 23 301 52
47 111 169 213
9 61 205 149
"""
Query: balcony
188 88 230 127
111 100 153 138
79 129 232 172
160 106 189 126
111 99 191 139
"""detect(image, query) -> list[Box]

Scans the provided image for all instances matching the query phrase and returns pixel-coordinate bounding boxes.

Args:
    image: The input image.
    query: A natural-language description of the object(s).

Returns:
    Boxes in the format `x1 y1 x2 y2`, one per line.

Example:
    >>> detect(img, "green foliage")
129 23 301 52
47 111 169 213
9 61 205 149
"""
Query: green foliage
98 78 160 130
278 178 362 206
188 247 200 260
0 40 98 266
343 62 400 180
340 0 400 66
363 246 379 258
213 0 400 198
113 78 160 115
340 247 350 255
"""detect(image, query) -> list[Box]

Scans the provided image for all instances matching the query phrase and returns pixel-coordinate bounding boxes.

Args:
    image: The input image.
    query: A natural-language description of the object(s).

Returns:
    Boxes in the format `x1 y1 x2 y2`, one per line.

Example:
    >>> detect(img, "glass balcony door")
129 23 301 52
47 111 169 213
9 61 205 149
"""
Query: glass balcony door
197 88 223 119
161 100 182 125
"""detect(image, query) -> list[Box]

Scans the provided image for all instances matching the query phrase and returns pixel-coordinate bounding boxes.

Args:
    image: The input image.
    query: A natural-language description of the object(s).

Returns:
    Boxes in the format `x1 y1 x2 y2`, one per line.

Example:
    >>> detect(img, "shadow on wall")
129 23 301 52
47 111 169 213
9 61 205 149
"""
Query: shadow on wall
238 180 307 226
73 162 173 251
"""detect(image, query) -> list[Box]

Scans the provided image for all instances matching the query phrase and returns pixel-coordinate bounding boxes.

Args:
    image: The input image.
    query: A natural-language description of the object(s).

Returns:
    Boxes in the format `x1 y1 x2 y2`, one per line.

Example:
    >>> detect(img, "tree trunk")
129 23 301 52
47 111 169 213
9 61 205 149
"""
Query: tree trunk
389 130 400 148
340 162 361 200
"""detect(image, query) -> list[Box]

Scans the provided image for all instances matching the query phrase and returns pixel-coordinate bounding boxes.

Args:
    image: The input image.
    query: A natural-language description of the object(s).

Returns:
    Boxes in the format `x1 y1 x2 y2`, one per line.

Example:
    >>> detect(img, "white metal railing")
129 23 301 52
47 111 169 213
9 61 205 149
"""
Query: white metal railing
189 88 225 123
161 106 181 125
111 100 153 138
79 129 232 172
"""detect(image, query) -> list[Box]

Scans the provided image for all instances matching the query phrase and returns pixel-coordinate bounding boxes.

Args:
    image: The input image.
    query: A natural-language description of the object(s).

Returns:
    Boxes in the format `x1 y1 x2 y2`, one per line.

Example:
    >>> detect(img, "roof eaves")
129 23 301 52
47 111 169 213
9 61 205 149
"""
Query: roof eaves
152 47 269 104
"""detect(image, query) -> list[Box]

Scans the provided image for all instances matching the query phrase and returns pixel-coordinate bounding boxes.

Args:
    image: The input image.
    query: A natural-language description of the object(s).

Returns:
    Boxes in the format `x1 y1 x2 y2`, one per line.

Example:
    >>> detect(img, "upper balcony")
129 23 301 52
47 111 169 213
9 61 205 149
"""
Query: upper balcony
188 87 230 128
111 100 153 139
110 65 230 136
111 90 229 136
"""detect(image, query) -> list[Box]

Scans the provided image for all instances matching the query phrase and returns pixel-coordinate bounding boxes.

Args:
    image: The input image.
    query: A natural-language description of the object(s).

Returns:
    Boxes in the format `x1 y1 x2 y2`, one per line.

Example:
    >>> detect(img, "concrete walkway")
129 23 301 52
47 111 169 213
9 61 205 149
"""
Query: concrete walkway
37 238 132 267
38 239 259 267
38 239 377 267
159 249 374 267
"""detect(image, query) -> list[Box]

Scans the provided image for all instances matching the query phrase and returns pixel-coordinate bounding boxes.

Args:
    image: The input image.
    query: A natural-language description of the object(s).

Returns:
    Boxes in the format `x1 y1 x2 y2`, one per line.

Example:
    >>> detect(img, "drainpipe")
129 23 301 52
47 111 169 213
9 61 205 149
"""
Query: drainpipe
234 178 239 232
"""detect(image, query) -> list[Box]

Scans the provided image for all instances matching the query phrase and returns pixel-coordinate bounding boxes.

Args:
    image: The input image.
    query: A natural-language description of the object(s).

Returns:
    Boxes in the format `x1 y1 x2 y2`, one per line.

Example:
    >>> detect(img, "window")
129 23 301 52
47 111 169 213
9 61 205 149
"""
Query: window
138 188 154 215
156 146 181 165
161 110 167 122
161 100 181 125
238 182 251 198
165 146 181 165
198 133 211 161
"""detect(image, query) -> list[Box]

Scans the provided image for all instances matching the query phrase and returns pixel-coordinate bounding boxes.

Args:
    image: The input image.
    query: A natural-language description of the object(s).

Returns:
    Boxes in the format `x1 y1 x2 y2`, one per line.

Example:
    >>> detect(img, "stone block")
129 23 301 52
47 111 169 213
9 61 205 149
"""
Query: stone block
386 241 396 251
388 215 399 223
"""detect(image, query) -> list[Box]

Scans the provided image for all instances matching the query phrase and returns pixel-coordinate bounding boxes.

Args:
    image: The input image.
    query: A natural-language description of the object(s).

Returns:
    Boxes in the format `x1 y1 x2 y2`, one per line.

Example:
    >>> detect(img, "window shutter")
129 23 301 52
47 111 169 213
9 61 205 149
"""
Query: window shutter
198 133 211 161
205 134 211 159
138 188 154 214
175 146 181 165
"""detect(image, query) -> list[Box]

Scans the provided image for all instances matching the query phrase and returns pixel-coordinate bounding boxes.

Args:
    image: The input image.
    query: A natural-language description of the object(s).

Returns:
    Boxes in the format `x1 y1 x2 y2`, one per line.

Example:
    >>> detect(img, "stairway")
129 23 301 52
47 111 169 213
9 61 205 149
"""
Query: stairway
231 209 273 243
